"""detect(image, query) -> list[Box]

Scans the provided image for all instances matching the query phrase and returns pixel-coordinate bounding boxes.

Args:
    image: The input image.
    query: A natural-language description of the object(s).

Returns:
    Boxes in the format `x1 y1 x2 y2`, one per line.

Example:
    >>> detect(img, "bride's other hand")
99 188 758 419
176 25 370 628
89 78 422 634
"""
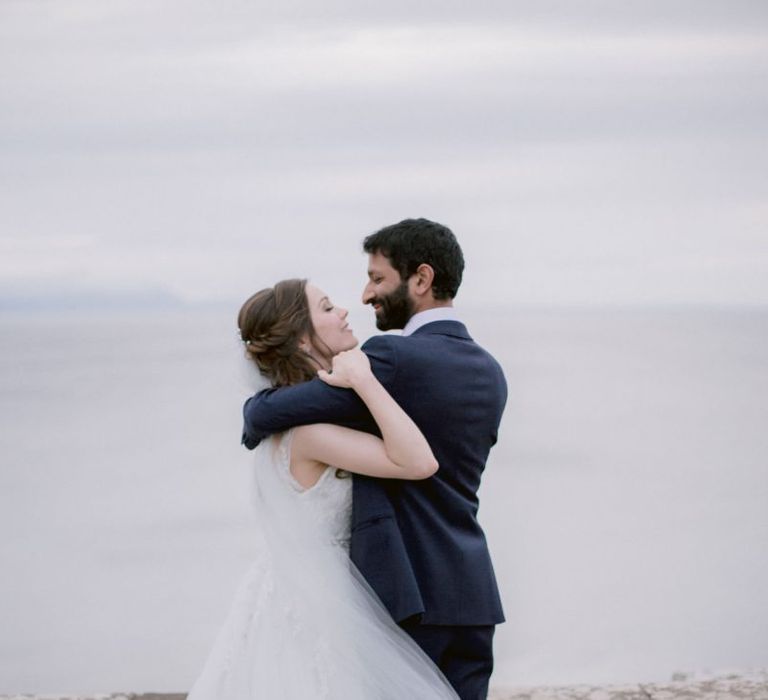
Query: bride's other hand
318 348 373 389
303 346 438 480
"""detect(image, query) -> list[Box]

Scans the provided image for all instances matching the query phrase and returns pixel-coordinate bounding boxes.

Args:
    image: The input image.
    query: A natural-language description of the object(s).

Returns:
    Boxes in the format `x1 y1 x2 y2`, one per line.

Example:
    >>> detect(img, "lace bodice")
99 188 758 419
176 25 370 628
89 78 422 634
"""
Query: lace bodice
273 430 353 551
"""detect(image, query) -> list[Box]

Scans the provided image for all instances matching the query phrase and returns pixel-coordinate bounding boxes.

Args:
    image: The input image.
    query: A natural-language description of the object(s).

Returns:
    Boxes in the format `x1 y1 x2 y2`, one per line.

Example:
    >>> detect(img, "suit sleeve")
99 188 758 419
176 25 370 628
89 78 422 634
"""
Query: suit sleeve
241 335 398 449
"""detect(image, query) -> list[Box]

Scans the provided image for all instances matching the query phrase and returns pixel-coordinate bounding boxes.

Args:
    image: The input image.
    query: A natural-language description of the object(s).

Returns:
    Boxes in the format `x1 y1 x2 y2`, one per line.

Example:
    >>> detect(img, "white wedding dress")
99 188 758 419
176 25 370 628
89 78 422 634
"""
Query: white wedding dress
187 430 458 699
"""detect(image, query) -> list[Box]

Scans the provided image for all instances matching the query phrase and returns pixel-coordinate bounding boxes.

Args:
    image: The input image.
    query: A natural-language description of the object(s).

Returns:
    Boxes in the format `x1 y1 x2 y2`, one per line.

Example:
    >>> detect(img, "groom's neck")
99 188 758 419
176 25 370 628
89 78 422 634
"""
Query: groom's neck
411 298 454 315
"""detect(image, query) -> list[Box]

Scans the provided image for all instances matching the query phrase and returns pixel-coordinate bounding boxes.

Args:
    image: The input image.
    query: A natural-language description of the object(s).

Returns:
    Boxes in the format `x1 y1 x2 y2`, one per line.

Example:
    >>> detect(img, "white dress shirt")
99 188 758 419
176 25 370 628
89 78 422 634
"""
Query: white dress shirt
401 307 461 337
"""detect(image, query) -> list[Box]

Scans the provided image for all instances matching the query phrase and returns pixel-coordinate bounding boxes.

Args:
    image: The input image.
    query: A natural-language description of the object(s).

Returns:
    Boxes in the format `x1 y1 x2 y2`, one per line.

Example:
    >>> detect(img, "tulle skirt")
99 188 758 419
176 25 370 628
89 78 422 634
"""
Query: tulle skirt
187 544 458 700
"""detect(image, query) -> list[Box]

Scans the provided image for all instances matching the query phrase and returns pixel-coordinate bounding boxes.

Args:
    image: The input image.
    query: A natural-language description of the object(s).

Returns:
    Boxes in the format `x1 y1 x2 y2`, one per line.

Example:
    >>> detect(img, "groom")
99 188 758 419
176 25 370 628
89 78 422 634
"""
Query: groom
242 218 507 699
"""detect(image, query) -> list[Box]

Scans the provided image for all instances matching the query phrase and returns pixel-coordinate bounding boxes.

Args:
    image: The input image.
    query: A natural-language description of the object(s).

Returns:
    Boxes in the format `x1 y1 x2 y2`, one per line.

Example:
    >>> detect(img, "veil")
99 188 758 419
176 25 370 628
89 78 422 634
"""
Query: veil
189 367 459 699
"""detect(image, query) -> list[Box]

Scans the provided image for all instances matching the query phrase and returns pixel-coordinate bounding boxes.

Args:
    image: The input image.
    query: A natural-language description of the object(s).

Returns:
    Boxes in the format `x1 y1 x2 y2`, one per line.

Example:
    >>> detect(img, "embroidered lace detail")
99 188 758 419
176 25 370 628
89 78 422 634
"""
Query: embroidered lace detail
274 430 353 553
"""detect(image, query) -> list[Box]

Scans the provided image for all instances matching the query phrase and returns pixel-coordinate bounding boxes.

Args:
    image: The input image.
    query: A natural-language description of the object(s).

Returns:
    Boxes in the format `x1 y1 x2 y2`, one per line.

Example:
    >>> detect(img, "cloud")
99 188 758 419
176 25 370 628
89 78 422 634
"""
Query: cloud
1 0 767 307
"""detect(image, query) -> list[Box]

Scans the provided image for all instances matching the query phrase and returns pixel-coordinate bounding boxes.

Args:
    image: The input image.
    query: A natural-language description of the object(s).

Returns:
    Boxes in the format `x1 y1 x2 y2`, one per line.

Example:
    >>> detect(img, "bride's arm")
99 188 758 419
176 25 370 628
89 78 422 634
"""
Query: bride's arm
290 349 438 481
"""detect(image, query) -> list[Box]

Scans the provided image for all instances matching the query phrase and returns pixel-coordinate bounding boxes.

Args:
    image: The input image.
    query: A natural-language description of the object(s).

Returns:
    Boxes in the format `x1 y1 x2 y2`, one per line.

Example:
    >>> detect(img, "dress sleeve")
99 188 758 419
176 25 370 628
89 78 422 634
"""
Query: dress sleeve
241 335 398 449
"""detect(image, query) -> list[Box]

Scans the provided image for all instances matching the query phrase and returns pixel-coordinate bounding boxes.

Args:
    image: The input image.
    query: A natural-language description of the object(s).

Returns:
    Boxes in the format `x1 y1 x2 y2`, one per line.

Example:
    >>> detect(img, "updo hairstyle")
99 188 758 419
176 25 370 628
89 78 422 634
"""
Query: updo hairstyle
238 278 320 387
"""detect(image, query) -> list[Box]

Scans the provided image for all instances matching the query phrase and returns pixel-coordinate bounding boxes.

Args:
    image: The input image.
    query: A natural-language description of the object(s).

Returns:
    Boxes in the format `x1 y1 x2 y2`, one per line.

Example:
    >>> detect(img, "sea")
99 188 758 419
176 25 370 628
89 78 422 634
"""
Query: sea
1 306 766 693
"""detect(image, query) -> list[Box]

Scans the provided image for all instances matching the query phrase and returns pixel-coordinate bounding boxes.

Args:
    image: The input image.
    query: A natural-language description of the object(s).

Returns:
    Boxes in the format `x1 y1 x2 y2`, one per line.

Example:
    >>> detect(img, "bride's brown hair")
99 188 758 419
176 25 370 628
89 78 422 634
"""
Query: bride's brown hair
238 278 322 387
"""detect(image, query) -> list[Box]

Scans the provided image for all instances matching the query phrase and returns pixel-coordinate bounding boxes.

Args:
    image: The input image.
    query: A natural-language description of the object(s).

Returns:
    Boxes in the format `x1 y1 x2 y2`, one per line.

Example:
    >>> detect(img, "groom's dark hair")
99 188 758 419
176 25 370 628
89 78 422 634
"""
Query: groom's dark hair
362 218 464 300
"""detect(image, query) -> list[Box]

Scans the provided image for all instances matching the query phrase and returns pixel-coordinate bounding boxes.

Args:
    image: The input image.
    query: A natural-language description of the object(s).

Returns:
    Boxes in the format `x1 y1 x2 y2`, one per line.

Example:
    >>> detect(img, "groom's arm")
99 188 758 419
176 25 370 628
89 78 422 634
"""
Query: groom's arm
241 335 398 449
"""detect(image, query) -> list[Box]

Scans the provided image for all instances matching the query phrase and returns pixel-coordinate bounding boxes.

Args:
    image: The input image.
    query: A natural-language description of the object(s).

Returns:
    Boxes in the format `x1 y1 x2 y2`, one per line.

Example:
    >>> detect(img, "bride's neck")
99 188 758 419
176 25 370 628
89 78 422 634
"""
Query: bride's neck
305 351 331 373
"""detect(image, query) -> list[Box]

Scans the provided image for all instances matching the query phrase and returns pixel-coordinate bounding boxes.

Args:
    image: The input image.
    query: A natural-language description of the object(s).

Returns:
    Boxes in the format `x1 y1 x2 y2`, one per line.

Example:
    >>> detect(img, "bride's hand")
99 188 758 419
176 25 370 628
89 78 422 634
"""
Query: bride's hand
318 348 374 389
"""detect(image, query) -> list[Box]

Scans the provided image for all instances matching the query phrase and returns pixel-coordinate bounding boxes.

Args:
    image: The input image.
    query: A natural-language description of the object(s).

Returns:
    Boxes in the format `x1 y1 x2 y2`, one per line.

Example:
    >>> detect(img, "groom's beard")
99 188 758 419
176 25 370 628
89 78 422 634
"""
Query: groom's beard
370 281 414 331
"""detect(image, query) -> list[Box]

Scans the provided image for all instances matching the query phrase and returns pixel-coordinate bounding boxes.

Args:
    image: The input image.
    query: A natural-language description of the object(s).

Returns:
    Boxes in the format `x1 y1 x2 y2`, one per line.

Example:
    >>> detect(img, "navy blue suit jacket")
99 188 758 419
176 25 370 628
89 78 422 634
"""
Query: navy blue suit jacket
242 320 507 626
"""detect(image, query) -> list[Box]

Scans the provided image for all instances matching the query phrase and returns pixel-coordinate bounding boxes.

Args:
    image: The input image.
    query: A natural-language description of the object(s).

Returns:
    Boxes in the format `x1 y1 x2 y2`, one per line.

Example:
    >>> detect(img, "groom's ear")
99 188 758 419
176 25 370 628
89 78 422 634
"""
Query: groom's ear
410 263 435 299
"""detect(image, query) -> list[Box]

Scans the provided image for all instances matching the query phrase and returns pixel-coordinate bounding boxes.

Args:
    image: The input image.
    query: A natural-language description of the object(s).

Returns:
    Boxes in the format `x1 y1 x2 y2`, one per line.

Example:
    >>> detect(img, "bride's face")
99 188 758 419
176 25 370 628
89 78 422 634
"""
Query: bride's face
305 284 358 363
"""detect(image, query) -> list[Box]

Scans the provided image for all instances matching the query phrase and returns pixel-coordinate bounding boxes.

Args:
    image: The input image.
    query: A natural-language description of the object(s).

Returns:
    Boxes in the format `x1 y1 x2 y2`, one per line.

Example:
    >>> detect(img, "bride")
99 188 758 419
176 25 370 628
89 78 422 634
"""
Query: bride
187 278 459 699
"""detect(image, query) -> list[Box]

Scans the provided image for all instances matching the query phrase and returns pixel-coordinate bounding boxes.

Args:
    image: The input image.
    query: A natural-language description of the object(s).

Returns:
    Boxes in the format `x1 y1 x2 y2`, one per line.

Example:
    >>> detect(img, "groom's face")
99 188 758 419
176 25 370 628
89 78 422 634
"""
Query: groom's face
362 252 415 331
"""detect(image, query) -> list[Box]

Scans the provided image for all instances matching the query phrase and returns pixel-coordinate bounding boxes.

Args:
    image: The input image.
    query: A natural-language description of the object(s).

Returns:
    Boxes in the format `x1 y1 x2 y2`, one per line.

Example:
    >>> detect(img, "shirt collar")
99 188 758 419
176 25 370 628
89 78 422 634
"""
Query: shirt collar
401 307 461 337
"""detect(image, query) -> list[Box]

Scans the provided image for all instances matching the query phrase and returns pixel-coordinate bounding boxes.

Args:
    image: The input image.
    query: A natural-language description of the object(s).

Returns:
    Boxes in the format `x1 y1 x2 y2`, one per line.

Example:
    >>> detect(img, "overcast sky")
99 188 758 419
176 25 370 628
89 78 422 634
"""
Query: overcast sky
1 0 767 308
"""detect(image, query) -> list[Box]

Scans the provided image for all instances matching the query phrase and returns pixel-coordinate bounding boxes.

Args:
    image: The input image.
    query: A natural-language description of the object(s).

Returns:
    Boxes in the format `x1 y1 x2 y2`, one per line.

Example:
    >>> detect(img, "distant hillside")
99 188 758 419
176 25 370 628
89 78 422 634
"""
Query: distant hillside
0 289 187 312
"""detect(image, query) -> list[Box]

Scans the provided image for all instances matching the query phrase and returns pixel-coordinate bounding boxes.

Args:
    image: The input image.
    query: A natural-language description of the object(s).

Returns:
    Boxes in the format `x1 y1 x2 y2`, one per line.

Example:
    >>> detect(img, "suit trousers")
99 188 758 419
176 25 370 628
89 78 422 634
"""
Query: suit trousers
399 619 496 700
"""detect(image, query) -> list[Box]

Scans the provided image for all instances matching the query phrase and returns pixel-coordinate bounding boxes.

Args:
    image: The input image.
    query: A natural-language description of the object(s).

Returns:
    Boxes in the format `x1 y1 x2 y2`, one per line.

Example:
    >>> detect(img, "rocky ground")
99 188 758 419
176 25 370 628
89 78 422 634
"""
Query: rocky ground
3 672 767 700
489 671 768 699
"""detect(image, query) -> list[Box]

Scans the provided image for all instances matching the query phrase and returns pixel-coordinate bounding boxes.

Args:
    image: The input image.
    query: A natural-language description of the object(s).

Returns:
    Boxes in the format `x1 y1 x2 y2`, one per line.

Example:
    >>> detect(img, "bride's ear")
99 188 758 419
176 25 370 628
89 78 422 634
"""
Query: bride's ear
298 336 312 356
